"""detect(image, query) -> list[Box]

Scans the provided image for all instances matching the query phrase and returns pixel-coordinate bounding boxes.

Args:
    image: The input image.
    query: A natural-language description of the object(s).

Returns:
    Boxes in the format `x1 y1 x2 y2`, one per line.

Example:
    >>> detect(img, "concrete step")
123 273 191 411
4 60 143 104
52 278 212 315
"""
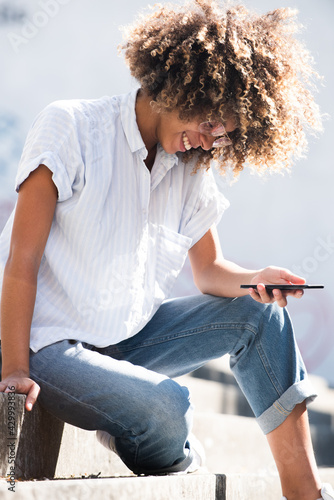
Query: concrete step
1 391 334 499
194 412 275 474
1 397 331 480
53 412 277 478
2 474 217 500
176 372 253 417
185 357 334 428
176 359 334 468
0 391 276 479
176 375 334 467
221 469 334 500
0 391 291 479
1 381 334 481
0 393 132 480
194 411 333 473
1 470 334 500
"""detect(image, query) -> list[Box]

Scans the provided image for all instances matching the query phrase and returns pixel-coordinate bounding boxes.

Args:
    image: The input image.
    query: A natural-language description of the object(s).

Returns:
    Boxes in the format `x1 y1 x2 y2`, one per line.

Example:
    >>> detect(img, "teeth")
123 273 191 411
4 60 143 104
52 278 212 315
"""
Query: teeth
182 132 192 151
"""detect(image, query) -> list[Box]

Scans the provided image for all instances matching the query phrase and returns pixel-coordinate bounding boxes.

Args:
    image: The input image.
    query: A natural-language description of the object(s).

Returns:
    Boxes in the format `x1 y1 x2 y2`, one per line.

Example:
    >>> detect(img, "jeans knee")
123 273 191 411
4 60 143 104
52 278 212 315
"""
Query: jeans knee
116 379 193 474
141 379 193 443
235 295 291 335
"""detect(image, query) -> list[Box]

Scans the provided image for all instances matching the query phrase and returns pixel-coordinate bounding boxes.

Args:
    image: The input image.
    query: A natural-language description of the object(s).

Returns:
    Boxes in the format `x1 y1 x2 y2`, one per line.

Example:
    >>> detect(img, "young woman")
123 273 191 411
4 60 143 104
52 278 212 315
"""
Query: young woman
0 1 332 498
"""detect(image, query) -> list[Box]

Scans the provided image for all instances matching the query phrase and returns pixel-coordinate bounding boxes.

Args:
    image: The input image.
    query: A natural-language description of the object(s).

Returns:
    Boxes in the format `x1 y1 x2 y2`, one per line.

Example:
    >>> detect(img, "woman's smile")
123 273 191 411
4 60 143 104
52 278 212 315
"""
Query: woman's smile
182 132 192 151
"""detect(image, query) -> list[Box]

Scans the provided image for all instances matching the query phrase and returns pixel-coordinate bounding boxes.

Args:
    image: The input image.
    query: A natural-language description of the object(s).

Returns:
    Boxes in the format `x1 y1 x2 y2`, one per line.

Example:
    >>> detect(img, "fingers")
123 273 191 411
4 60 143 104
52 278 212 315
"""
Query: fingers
271 288 303 307
249 283 274 304
272 289 288 308
291 289 304 299
248 284 291 308
280 269 306 286
26 383 40 411
0 377 40 411
0 380 16 393
256 284 273 302
0 381 10 393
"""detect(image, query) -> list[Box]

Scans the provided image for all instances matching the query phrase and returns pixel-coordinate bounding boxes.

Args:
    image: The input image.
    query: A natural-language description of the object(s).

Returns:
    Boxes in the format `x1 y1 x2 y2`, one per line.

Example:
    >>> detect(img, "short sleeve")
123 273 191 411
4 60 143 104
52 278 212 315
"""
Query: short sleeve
15 101 85 202
179 167 230 246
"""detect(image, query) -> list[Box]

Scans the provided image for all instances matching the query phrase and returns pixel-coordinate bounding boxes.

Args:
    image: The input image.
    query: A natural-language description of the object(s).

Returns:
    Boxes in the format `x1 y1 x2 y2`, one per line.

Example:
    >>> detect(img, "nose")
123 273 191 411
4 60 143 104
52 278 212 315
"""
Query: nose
200 134 215 151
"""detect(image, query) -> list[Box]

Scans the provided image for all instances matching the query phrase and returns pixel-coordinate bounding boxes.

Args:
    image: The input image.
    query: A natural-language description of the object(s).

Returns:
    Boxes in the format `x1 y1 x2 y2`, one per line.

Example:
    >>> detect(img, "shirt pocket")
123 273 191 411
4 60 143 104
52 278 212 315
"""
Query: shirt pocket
151 224 193 302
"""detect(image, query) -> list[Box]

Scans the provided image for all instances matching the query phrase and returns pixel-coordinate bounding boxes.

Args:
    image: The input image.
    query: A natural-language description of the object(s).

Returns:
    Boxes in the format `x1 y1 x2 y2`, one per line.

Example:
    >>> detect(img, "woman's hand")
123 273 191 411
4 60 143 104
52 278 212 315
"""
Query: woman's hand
249 266 306 307
0 373 40 411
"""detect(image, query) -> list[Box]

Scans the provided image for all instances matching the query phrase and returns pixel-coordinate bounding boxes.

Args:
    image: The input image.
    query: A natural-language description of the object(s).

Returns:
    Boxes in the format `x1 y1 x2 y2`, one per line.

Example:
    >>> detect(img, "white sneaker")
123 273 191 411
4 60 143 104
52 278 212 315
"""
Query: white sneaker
281 483 334 500
183 433 206 474
96 430 118 454
96 430 206 474
322 483 334 500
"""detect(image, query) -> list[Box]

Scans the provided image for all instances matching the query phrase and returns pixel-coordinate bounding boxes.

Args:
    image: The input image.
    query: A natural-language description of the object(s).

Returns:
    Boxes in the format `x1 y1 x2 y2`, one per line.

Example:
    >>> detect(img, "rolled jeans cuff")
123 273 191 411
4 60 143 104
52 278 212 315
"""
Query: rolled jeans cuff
256 378 317 435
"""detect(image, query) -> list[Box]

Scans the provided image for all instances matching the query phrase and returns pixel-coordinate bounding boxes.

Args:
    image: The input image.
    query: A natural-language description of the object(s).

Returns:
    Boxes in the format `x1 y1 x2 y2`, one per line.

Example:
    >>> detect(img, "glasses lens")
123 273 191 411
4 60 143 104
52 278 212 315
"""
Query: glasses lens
212 137 232 147
198 121 227 137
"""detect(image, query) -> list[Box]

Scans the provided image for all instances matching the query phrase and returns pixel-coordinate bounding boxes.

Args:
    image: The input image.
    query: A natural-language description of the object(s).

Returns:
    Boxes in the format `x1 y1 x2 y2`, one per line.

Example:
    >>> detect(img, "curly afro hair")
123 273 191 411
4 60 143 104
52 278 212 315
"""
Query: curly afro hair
120 0 323 177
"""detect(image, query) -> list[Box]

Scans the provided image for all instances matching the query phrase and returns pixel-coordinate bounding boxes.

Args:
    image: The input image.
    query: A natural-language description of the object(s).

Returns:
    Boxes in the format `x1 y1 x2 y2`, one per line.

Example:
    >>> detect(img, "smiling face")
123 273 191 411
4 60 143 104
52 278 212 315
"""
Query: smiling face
156 110 236 154
135 91 236 160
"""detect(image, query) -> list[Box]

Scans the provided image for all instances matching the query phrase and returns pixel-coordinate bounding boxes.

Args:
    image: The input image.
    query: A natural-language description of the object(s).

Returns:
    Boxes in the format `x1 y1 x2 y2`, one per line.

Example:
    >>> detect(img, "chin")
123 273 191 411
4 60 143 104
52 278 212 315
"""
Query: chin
162 145 176 154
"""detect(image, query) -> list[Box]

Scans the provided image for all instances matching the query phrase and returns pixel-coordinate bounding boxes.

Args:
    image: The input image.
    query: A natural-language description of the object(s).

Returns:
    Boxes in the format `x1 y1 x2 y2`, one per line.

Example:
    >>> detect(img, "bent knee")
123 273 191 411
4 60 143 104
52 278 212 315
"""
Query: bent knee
115 379 193 473
149 379 193 435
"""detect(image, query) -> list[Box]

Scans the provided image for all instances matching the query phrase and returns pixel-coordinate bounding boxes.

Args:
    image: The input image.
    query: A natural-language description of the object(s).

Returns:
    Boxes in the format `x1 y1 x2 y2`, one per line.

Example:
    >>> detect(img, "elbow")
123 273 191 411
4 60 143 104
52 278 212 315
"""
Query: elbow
193 271 212 295
4 249 41 284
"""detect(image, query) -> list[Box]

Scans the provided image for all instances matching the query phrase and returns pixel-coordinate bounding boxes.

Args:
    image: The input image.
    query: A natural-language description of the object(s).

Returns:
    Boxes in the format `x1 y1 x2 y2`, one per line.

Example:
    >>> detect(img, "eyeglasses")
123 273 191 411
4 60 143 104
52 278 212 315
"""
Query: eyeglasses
198 121 232 148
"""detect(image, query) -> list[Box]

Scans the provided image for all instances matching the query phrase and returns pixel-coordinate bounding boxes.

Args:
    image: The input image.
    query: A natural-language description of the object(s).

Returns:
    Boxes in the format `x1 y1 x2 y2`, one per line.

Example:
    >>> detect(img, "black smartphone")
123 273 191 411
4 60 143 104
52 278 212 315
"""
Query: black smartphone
240 284 324 290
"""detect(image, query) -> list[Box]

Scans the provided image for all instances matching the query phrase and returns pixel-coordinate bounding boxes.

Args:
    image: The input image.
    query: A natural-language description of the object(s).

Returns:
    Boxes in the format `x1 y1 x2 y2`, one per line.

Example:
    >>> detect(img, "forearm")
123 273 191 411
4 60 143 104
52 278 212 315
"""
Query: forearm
194 258 260 297
1 260 37 379
189 228 305 306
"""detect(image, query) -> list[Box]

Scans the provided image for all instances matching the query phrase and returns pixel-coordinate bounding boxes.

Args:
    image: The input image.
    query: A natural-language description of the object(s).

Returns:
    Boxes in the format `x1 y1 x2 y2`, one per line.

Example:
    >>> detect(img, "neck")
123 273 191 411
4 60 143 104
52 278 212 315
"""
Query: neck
135 89 159 155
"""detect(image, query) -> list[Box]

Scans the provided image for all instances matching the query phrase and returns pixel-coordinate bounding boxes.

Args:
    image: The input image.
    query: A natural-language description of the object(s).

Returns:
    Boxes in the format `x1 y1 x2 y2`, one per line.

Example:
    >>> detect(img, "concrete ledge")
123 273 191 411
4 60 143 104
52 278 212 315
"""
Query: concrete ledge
1 470 333 500
193 413 276 474
1 392 334 482
0 394 277 480
55 412 276 478
0 473 217 500
0 393 131 480
188 357 334 428
0 393 64 480
179 375 334 468
0 390 276 481
55 423 132 479
222 469 334 500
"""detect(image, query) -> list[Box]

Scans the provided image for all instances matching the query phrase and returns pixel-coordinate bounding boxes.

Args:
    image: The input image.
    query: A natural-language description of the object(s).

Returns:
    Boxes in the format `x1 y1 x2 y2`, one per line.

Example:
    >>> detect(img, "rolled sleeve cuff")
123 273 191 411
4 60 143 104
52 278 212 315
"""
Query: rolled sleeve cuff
15 151 73 202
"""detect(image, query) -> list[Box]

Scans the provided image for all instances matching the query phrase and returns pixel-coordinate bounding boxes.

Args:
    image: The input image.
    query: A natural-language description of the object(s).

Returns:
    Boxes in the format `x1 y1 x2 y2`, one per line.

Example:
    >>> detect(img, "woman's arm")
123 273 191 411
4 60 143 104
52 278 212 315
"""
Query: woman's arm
0 165 58 410
188 225 305 308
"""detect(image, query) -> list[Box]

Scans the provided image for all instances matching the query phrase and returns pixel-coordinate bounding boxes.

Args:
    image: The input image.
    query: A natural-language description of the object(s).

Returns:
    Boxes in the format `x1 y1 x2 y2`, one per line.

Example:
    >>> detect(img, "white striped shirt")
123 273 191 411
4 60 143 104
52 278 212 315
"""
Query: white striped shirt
0 89 229 352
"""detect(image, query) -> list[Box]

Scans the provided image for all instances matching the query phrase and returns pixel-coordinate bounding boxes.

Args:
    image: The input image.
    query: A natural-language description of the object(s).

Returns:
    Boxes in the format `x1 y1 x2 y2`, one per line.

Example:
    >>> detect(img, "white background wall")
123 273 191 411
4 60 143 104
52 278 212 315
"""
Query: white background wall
0 0 333 383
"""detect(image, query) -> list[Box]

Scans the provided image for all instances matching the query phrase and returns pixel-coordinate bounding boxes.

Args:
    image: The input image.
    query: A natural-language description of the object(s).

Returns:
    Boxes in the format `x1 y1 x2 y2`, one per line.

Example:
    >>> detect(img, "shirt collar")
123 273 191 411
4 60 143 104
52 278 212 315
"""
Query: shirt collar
120 88 147 157
120 88 180 184
150 145 178 190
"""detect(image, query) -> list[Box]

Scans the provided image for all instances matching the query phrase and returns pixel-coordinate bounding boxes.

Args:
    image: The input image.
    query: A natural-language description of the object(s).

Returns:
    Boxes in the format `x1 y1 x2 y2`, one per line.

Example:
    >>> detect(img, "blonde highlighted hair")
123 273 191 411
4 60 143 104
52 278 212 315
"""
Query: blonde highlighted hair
120 0 323 176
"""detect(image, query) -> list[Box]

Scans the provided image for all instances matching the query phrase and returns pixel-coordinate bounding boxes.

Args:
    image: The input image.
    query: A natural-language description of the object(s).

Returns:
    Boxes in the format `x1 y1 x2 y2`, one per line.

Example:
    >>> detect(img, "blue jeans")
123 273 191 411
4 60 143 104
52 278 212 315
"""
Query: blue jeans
1 295 316 474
